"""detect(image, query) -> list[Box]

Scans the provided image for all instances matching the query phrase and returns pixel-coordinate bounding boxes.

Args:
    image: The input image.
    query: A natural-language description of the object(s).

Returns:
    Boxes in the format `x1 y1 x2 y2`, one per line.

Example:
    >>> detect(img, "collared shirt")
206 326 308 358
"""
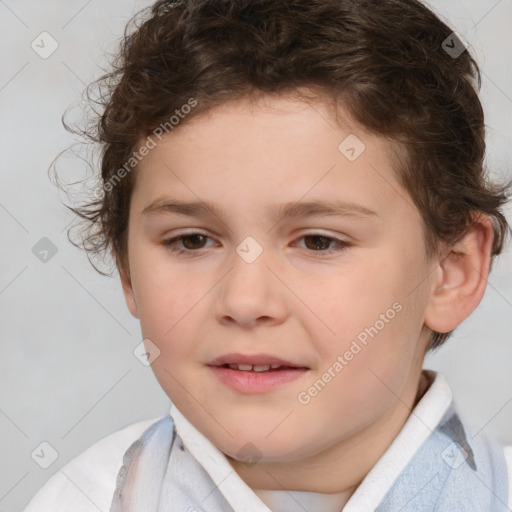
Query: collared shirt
23 371 512 511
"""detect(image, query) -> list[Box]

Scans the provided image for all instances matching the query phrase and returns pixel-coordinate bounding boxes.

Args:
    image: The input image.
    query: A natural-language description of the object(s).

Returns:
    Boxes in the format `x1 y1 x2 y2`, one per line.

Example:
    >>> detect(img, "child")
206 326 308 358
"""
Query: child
25 0 512 510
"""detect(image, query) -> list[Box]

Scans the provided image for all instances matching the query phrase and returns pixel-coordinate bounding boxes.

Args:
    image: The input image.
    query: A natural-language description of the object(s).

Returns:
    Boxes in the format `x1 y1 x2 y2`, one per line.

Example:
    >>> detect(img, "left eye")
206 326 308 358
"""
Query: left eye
298 234 348 253
161 233 349 255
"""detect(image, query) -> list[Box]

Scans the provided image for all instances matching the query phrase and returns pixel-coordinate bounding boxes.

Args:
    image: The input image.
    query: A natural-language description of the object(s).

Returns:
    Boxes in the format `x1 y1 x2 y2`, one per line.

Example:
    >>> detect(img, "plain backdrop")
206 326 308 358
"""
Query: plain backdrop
1 1 511 510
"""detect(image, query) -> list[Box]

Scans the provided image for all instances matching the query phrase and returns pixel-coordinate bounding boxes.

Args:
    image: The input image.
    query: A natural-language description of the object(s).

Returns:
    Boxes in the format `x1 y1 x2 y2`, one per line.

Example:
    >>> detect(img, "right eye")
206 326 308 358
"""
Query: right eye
161 233 215 254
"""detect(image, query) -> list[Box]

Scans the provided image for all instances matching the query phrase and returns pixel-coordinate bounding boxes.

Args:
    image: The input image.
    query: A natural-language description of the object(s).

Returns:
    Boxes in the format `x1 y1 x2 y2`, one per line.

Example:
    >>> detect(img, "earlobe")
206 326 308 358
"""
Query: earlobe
118 263 140 319
423 214 494 334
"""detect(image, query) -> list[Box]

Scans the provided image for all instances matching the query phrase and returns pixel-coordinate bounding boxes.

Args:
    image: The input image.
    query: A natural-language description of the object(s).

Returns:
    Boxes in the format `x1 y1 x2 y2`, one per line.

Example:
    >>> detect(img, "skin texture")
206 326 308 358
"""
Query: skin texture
118 93 494 502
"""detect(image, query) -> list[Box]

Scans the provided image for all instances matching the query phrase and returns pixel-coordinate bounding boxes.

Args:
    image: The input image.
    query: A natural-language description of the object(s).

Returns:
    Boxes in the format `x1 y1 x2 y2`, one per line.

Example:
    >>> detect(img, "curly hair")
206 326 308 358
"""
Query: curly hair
52 0 512 351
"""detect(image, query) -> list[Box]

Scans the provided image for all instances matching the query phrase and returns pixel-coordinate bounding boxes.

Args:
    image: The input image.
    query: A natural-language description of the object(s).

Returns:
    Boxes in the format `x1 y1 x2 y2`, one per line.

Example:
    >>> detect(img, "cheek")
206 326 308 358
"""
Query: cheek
312 258 422 389
313 263 401 342
130 243 197 316
136 276 208 403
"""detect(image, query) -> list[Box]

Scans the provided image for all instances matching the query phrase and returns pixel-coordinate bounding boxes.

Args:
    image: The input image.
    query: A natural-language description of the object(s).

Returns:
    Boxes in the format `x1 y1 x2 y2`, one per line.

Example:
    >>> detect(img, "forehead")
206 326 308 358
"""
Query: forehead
131 94 414 225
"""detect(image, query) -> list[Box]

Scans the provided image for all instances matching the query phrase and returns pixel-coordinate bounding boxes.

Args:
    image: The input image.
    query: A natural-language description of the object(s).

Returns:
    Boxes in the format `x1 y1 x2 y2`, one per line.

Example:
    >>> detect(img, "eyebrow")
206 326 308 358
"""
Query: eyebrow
142 197 379 222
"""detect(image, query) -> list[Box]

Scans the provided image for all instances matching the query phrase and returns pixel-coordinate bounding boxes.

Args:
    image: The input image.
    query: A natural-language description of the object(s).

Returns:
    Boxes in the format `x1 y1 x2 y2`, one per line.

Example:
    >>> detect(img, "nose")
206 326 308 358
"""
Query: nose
212 245 288 328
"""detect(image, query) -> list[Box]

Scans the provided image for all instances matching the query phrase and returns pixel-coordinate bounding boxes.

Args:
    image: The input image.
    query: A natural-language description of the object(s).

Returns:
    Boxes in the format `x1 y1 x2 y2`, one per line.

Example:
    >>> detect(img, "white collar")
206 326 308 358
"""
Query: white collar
169 369 452 512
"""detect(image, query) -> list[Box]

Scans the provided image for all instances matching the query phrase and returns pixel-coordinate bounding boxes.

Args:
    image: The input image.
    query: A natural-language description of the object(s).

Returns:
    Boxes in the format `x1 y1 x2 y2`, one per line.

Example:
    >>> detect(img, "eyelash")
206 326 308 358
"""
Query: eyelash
161 233 350 256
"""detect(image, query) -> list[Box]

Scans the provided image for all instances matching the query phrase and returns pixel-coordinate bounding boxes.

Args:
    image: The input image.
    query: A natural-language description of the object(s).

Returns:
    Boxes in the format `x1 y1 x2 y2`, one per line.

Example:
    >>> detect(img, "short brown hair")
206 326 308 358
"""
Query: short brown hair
53 0 512 351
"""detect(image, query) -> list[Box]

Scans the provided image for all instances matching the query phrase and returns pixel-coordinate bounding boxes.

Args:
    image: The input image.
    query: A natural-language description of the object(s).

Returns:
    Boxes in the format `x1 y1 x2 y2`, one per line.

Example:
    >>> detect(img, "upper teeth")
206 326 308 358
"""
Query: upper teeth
228 363 283 371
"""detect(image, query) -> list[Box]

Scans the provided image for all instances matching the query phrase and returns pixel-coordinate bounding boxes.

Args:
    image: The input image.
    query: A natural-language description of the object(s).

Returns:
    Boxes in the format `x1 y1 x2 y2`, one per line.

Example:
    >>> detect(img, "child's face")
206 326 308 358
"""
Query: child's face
121 94 436 473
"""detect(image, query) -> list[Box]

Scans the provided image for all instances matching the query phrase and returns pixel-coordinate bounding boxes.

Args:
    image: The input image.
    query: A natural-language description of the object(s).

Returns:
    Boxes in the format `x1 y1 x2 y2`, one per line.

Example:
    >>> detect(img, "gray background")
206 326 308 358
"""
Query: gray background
1 1 511 510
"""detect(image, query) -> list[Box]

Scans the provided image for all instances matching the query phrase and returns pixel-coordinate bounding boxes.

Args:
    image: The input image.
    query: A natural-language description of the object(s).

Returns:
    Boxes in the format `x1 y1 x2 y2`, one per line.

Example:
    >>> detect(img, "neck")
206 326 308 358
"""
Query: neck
226 370 431 501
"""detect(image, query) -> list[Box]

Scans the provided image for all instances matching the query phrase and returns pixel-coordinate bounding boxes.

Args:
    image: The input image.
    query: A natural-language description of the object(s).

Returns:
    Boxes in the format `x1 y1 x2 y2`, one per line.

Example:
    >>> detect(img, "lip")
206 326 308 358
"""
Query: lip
208 352 308 368
208 365 309 394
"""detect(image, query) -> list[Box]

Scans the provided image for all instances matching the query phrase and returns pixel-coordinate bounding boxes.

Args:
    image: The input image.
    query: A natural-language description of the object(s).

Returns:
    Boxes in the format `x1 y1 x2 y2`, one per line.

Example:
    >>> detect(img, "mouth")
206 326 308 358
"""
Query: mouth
207 353 309 393
207 352 309 370
213 363 304 372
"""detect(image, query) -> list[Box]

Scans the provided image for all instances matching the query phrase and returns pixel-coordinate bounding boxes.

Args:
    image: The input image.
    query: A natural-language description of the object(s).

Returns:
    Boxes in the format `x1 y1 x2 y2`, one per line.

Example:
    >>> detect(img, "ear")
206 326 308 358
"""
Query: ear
117 257 139 319
424 213 494 334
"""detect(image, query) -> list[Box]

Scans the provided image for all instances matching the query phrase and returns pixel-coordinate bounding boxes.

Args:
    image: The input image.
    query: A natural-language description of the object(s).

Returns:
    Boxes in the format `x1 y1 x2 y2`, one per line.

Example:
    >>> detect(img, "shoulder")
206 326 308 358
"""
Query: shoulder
23 415 164 512
505 445 512 509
